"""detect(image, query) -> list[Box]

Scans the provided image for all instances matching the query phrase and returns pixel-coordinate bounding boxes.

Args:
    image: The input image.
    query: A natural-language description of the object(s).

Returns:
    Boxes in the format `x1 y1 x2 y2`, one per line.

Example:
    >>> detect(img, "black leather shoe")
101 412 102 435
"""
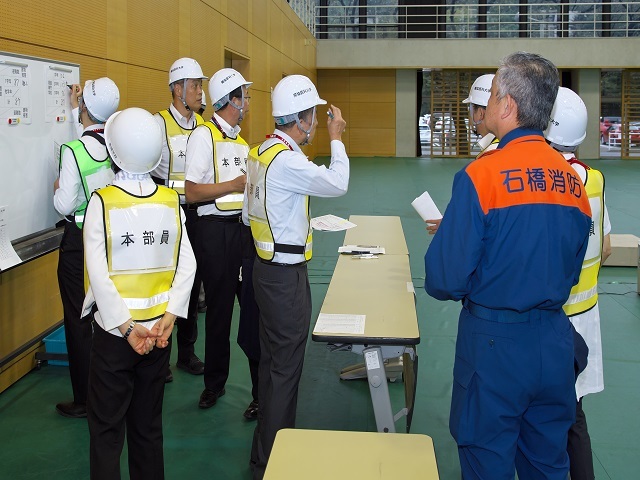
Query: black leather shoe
165 368 174 383
55 401 87 418
243 400 259 420
199 388 225 409
176 355 205 375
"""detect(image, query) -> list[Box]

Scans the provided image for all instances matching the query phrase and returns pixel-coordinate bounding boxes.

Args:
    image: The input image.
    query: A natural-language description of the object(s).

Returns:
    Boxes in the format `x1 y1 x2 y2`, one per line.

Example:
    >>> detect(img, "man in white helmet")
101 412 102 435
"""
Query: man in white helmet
245 75 349 479
425 74 499 236
152 57 208 382
464 73 499 157
53 77 120 419
184 68 256 415
82 107 196 480
545 87 611 480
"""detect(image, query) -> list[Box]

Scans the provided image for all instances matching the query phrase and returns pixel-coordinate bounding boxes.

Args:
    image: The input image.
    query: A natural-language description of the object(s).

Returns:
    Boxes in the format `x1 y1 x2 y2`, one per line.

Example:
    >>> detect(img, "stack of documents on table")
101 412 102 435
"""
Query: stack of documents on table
311 214 356 231
338 245 385 255
315 313 366 335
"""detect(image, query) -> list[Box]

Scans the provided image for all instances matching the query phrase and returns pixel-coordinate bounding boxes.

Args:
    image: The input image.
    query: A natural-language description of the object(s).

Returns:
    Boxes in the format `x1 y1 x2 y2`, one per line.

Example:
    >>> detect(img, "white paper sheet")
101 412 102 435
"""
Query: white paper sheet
315 313 366 335
311 214 356 232
411 190 443 222
0 205 22 270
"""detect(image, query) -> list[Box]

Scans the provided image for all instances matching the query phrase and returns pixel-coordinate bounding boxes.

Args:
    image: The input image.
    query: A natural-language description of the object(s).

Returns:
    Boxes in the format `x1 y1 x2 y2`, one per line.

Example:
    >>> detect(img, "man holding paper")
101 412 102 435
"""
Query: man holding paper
424 52 592 479
411 191 442 235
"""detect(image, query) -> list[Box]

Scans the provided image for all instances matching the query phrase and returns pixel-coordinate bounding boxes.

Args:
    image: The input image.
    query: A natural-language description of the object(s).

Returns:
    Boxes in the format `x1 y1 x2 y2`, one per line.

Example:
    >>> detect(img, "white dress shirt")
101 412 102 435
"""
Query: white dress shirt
185 112 243 216
242 129 349 264
152 103 199 181
53 124 108 218
81 171 197 336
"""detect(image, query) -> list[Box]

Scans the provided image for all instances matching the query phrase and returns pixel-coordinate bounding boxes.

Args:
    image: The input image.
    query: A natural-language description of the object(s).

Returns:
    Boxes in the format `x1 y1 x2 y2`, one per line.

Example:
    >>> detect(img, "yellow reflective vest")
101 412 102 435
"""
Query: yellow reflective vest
563 164 605 317
246 142 312 262
157 109 204 194
200 121 248 211
95 184 182 322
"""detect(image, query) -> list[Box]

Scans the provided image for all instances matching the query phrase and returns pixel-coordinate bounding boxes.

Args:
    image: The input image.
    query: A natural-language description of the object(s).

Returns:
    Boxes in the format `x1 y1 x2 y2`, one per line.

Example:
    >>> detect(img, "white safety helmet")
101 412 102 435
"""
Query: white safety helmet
201 90 207 108
271 75 326 145
544 87 588 150
272 75 326 119
105 108 163 175
462 74 494 107
209 68 252 111
82 77 120 123
168 57 207 85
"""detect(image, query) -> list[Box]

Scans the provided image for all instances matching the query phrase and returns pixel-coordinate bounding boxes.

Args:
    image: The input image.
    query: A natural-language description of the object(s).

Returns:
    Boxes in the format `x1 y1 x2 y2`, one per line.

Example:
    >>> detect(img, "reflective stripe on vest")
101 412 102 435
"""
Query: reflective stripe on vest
246 142 312 262
157 109 204 195
96 185 182 322
563 167 605 317
201 121 248 211
60 140 113 229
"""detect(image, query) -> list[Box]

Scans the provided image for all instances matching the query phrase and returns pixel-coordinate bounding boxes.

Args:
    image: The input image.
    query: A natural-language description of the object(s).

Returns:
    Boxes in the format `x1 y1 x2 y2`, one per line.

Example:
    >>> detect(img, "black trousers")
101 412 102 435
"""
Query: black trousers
238 224 261 401
197 217 260 395
57 221 92 404
250 259 311 480
170 206 200 364
87 323 170 480
568 398 595 480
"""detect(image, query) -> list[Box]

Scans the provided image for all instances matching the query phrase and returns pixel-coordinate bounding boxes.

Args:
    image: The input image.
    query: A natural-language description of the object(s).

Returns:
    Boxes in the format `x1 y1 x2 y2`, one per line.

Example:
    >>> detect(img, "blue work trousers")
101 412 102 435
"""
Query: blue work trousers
451 305 576 480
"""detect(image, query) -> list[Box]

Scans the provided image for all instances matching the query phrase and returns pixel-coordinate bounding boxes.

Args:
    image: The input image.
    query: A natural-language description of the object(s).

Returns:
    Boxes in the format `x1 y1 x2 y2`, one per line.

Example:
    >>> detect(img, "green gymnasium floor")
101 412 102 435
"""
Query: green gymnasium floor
1 157 638 479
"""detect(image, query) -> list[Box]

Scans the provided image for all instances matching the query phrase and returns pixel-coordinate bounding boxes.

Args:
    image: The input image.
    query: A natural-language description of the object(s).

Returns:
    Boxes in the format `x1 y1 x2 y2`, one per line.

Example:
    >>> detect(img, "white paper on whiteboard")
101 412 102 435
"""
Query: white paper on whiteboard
411 190 443 222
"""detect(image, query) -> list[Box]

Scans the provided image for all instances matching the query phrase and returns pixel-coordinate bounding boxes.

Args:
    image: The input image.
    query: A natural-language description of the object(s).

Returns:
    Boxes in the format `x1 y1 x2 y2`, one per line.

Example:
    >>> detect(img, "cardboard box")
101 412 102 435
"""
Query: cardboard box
603 234 640 267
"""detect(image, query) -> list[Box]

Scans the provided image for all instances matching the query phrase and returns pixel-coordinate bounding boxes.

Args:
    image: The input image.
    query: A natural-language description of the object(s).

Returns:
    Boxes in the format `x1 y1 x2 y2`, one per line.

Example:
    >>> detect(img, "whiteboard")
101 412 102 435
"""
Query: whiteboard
0 51 79 242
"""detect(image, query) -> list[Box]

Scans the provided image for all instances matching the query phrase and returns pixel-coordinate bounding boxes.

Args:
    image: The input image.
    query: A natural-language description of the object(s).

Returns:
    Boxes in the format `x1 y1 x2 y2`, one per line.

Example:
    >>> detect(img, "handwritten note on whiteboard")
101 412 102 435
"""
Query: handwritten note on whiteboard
0 62 31 124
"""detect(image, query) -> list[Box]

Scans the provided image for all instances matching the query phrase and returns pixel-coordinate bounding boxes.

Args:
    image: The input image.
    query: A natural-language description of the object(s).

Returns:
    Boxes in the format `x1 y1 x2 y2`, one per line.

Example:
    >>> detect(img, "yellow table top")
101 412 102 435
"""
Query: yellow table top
264 429 440 479
313 252 419 345
344 215 409 255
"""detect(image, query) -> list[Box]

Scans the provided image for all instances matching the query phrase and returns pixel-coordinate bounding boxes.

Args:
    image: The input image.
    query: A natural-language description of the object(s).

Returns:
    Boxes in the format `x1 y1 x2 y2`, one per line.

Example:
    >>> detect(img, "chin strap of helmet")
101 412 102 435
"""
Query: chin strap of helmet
226 89 246 123
295 106 316 146
181 79 191 111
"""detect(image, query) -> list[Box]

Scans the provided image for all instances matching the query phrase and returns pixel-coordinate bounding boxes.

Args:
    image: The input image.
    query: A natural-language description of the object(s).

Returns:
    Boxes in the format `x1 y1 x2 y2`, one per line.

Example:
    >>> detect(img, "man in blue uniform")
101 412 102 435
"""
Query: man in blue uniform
424 52 592 480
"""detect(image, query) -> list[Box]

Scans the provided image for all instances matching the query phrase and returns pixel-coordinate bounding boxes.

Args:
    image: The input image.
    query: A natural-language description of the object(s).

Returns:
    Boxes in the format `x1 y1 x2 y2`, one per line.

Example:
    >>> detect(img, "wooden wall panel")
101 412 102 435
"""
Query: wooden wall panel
350 128 395 156
350 103 395 129
107 0 128 62
350 71 396 103
227 18 250 59
127 0 180 71
317 69 396 157
129 65 169 115
228 0 250 31
191 1 223 77
251 0 270 42
0 1 108 59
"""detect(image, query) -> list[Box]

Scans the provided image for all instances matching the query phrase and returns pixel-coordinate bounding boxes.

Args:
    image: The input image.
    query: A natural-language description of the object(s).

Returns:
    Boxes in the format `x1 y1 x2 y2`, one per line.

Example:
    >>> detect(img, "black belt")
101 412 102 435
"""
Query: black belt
257 256 307 268
463 298 534 324
65 215 74 222
200 214 241 223
151 176 167 186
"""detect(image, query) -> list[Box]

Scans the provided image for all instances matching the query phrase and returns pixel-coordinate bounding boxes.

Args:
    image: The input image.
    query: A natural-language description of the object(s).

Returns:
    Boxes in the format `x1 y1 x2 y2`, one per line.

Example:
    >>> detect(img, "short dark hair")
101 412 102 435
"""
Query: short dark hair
217 86 243 112
495 52 559 131
275 106 315 130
